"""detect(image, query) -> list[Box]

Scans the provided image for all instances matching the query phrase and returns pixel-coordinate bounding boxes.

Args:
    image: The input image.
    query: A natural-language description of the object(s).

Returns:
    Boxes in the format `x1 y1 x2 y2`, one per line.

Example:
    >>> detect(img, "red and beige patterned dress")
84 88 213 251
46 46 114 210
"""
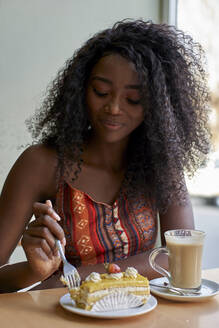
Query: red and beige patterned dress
55 180 158 267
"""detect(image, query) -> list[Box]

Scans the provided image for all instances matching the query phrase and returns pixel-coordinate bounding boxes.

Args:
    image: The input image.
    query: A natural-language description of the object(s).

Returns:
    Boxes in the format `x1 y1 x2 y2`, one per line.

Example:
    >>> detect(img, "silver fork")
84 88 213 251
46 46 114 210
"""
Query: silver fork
56 239 81 288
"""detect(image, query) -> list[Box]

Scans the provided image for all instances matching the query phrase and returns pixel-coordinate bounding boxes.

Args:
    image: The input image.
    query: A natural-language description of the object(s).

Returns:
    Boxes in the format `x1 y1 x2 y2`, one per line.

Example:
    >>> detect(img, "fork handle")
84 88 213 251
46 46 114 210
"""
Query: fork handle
55 239 66 263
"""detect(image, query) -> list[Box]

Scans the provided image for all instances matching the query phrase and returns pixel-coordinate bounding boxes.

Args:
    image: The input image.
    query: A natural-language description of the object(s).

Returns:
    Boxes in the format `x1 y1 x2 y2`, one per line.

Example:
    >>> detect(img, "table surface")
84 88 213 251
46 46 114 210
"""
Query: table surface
0 269 219 328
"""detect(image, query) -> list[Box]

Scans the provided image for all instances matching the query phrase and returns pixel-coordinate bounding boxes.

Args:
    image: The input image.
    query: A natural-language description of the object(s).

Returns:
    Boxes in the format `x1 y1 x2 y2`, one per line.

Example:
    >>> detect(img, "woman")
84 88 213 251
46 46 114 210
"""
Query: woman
0 20 210 292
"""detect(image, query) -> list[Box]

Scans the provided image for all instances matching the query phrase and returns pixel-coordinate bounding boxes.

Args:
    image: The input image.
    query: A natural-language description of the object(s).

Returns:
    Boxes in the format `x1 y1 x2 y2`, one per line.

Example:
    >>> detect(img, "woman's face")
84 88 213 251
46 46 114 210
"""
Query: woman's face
86 54 144 144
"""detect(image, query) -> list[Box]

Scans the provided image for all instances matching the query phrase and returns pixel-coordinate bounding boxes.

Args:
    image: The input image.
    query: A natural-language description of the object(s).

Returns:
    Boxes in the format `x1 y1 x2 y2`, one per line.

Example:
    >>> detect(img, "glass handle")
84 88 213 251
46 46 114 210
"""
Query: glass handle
149 247 171 281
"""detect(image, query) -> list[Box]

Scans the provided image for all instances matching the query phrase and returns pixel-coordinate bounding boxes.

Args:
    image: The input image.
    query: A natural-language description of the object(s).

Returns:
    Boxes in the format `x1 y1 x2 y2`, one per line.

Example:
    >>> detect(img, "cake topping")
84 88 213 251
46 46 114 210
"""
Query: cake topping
85 272 101 283
105 272 123 280
124 267 138 278
104 263 121 274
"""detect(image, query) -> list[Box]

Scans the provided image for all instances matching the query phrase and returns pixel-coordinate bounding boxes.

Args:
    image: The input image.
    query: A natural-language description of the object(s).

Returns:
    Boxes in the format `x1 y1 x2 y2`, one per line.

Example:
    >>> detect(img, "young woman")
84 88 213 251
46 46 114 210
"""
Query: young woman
0 20 210 292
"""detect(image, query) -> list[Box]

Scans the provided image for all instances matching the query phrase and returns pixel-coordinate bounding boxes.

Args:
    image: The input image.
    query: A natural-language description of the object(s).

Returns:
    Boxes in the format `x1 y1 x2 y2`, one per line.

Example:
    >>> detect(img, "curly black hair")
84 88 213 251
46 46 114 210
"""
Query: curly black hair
26 19 211 212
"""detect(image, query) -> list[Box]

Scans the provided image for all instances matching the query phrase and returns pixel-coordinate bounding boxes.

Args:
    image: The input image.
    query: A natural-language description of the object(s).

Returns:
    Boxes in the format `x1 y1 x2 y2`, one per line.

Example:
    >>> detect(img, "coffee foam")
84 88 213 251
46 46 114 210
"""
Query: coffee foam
166 238 203 245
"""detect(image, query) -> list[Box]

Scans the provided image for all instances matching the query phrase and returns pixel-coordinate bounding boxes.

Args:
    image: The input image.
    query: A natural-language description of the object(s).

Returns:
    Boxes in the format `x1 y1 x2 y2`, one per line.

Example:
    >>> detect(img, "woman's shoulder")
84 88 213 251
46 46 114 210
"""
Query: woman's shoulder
1 144 59 204
11 144 59 193
20 144 58 167
15 144 58 174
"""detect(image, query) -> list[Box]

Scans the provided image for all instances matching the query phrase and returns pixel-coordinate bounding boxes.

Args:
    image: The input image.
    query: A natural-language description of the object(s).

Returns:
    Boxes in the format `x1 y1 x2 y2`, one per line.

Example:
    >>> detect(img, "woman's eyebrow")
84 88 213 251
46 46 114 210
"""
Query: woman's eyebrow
91 76 140 89
91 76 112 84
126 84 141 90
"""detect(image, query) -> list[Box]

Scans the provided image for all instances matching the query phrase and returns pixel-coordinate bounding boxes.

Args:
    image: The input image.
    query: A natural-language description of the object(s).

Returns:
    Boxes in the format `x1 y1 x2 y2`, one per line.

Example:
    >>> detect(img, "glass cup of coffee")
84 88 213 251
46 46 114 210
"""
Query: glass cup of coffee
149 229 206 293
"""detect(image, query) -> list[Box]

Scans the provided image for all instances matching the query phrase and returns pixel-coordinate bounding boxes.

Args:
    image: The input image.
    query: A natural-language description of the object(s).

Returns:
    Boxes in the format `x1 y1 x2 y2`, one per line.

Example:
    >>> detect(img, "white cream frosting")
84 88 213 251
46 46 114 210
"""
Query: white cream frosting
105 272 123 280
85 272 101 283
86 286 149 299
79 286 150 304
124 267 138 278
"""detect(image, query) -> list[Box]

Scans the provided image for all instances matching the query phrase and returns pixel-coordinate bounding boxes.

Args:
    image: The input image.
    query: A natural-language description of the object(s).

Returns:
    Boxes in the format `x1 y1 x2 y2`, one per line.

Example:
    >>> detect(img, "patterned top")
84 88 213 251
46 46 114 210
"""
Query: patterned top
55 180 157 267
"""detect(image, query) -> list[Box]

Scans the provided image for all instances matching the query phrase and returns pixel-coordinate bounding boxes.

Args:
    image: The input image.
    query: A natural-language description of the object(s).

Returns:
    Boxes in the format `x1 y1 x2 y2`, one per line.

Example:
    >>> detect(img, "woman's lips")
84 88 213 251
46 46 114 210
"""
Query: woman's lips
100 119 123 130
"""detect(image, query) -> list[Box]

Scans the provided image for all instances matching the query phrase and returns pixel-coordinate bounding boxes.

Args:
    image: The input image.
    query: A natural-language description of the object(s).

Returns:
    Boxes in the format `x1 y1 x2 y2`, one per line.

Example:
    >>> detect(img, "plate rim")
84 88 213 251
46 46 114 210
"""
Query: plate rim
59 293 157 319
149 277 219 302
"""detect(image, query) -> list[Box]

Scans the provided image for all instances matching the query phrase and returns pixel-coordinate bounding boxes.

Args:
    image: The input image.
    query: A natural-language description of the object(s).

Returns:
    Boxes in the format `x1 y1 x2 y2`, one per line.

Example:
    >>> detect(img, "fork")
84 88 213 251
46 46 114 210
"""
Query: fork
56 239 81 288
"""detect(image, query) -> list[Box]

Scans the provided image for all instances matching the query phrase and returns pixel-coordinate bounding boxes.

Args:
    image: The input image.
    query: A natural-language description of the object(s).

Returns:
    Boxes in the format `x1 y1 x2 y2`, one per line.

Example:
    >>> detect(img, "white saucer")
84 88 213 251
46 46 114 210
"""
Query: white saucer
59 293 157 319
149 277 219 302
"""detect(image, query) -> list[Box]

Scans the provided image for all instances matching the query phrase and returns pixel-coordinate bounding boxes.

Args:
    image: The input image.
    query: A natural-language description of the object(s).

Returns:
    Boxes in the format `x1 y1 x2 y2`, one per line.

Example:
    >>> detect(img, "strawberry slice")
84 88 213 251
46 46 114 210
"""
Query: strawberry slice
105 263 121 273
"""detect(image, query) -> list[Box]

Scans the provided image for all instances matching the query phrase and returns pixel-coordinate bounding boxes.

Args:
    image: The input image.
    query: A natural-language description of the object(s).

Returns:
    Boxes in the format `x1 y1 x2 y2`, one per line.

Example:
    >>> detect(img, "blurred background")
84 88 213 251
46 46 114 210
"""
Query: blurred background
0 0 218 269
178 0 219 270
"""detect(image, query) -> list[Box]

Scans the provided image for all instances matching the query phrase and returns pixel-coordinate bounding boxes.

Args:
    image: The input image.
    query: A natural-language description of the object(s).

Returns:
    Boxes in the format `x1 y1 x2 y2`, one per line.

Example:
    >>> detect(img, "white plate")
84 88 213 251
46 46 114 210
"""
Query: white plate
150 277 219 302
59 293 157 319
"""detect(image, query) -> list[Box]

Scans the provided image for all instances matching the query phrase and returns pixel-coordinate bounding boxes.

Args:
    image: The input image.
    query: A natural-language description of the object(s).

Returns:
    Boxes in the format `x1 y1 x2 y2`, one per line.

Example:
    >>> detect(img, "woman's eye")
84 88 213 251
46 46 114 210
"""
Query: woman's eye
93 88 108 97
127 98 141 105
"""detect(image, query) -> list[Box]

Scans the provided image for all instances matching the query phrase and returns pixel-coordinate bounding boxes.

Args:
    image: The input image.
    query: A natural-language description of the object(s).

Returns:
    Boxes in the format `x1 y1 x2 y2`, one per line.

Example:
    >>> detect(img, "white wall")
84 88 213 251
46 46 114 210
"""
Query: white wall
0 0 161 191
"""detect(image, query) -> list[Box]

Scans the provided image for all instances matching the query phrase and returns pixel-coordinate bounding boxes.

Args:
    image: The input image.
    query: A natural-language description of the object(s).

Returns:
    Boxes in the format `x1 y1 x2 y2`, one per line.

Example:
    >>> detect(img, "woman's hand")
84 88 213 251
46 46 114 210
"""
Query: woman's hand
21 200 66 281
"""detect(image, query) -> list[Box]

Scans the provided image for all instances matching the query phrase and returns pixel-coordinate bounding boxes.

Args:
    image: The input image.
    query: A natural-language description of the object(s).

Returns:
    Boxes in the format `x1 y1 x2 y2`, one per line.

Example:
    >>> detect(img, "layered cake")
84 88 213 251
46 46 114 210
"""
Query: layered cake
61 264 150 311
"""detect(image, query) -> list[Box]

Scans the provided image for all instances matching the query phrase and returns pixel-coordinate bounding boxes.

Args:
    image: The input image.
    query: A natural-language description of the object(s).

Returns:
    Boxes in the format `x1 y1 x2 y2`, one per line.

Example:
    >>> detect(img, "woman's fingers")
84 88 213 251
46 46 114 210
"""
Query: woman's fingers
27 215 66 245
21 200 65 280
22 232 56 260
24 225 57 256
46 199 53 208
21 233 62 280
23 200 66 270
33 201 61 221
23 215 66 260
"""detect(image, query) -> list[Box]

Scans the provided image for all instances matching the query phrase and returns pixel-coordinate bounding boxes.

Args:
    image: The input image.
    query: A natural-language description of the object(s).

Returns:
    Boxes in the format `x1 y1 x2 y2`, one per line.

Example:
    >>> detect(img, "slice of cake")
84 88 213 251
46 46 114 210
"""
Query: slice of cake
61 264 150 311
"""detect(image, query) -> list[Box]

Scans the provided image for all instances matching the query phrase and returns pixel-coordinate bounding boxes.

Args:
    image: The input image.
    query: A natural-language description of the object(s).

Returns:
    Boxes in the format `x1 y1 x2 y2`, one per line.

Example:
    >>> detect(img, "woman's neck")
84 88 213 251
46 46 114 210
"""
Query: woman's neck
83 135 128 173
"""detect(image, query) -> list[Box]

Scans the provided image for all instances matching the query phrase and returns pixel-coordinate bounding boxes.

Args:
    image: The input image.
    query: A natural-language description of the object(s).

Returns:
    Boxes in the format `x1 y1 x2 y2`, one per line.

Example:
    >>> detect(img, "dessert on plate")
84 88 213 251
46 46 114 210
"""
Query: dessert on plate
61 263 150 311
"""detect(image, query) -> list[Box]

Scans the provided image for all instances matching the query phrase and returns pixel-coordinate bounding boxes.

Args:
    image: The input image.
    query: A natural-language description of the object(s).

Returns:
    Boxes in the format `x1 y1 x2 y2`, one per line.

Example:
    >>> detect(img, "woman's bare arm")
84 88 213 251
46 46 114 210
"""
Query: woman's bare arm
0 145 60 292
159 192 194 245
0 145 58 264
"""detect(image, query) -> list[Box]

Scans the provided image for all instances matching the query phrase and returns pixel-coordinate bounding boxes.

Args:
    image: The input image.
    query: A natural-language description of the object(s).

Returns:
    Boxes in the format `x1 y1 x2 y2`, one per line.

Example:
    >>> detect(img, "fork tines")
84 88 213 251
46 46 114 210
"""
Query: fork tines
65 273 80 289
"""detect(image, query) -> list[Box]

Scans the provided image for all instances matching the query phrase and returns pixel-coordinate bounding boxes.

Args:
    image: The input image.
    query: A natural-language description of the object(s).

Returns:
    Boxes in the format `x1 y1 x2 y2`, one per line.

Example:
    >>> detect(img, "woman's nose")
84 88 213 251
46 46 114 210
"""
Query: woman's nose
104 97 121 115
